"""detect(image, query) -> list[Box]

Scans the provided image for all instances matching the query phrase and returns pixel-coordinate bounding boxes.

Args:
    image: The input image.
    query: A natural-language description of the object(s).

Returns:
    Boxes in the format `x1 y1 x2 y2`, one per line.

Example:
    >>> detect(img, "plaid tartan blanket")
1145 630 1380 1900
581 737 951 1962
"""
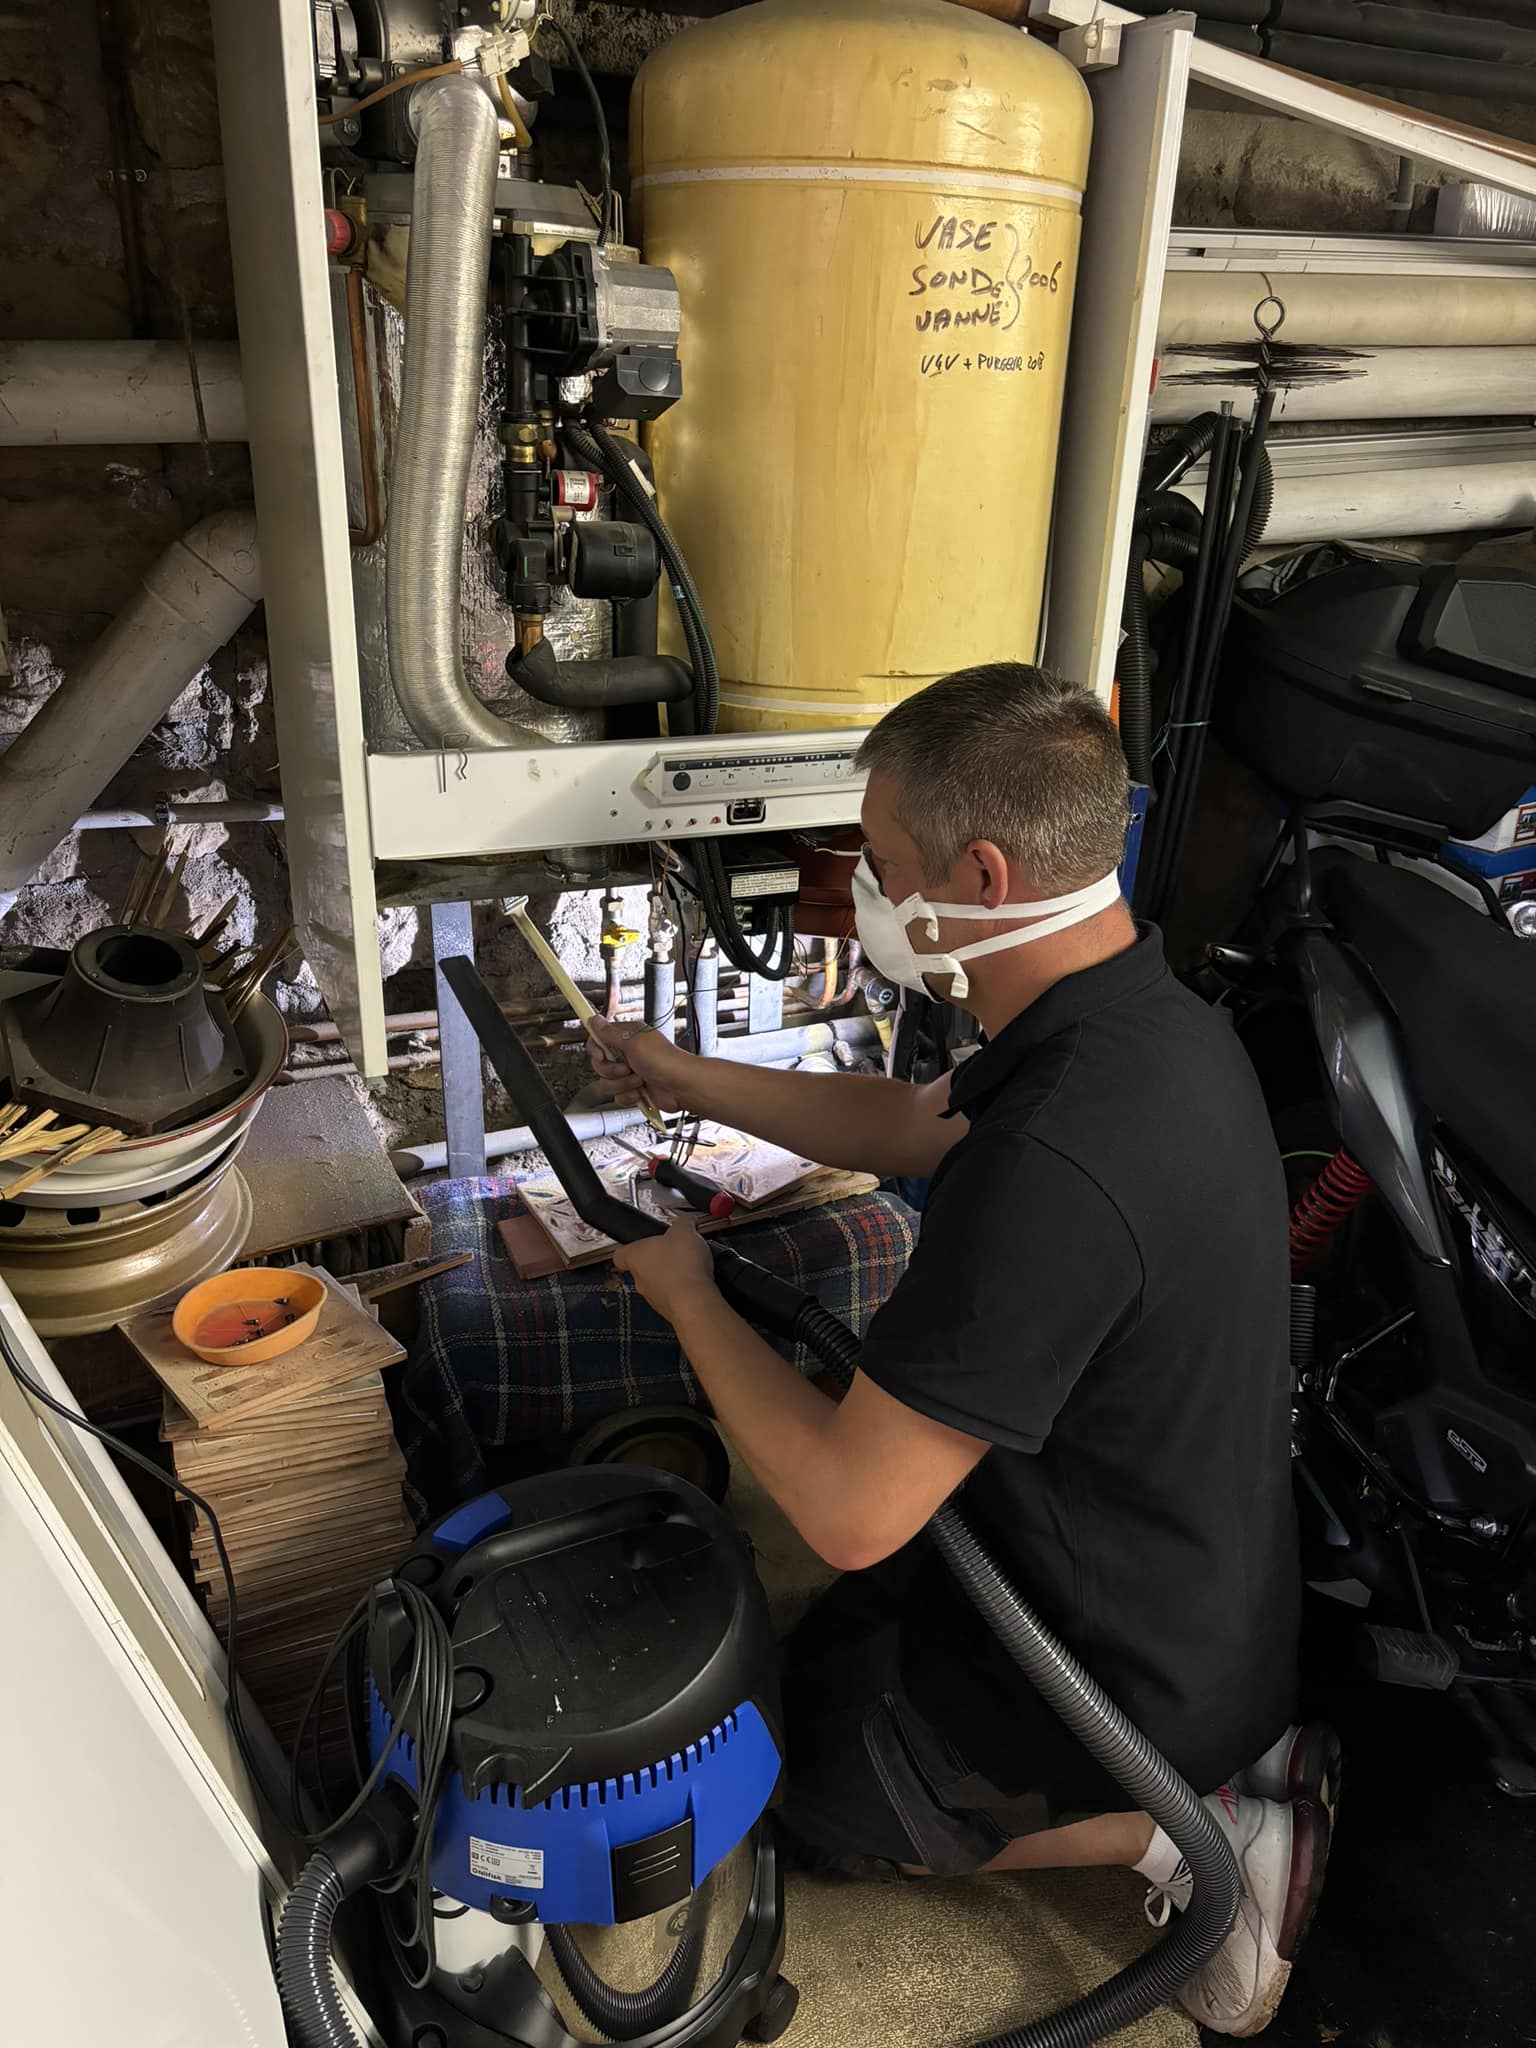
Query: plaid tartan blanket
395 1176 918 1519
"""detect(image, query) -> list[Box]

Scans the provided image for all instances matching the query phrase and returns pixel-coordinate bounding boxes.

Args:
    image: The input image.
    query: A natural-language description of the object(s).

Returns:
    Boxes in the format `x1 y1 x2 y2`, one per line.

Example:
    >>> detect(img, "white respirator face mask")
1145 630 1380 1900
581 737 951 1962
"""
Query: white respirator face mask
851 853 1123 1001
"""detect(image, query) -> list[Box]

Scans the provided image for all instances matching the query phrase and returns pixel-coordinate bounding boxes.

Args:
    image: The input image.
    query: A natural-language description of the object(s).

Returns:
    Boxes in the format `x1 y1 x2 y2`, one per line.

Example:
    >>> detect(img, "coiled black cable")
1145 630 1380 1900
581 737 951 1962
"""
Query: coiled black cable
293 1578 456 1992
274 1578 455 2048
547 1921 705 2038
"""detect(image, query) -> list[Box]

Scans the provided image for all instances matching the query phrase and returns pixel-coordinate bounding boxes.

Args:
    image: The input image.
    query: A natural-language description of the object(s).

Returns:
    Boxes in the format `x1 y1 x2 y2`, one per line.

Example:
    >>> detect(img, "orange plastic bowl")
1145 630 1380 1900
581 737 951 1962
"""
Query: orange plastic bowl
171 1267 327 1366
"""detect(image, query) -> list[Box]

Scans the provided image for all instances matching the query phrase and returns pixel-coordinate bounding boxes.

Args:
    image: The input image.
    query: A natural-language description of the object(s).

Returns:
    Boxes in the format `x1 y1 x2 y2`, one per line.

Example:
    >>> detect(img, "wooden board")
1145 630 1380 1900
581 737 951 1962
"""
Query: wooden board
185 1445 405 1527
238 1077 426 1257
497 1166 881 1280
118 1269 404 1432
161 1372 387 1442
145 1247 416 1772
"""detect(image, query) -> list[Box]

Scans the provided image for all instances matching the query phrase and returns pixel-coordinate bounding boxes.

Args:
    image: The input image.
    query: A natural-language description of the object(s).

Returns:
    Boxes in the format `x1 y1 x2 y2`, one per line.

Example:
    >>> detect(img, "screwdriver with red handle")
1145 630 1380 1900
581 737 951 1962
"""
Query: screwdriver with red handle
616 1137 737 1219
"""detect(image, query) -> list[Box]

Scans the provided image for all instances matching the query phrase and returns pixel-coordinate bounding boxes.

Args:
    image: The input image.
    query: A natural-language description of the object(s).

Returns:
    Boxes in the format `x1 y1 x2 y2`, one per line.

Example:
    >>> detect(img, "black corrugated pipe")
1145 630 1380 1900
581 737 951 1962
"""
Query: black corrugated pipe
1141 412 1223 498
1146 490 1204 537
1272 0 1536 65
276 1805 412 2048
1265 31 1536 101
547 1923 704 2038
507 637 695 710
1119 534 1155 789
1244 447 1275 558
1143 523 1202 567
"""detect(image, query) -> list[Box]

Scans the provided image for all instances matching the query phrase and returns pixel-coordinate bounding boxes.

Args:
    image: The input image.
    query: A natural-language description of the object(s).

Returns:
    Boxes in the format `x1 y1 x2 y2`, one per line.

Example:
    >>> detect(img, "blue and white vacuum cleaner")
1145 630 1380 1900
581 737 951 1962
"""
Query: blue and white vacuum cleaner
273 958 1243 2048
360 1468 795 2047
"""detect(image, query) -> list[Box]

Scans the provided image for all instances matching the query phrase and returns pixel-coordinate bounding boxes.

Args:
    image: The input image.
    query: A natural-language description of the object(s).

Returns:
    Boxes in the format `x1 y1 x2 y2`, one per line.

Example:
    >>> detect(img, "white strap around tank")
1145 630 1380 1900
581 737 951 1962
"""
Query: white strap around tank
634 163 1084 205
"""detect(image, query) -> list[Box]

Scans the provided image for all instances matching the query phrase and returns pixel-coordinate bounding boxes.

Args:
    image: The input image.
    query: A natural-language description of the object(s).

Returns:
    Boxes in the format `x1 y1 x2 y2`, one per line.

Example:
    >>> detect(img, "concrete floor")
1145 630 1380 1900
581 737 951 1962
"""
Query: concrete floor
730 1463 1198 2048
785 1865 1194 2048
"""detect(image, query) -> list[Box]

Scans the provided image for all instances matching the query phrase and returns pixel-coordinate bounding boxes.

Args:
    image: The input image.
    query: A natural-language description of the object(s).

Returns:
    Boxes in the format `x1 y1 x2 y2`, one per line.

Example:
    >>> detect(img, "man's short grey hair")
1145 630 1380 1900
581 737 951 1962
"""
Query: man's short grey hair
856 663 1131 888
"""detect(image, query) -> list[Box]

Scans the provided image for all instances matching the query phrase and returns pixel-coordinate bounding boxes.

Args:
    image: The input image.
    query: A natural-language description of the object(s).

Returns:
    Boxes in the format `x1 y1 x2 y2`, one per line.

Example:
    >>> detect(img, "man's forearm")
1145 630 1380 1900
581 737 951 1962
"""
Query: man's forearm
668 1286 864 1566
672 1059 948 1178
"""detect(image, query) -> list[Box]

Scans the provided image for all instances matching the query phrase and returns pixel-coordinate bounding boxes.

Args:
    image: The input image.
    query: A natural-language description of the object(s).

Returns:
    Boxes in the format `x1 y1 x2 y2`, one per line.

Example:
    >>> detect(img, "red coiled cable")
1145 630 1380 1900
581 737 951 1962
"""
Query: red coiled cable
1289 1148 1373 1275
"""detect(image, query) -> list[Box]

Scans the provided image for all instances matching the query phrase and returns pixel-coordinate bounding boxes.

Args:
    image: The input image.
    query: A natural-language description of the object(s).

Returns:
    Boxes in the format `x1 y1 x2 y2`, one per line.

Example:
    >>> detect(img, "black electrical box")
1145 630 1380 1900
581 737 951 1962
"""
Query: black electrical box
674 838 800 931
1219 548 1536 838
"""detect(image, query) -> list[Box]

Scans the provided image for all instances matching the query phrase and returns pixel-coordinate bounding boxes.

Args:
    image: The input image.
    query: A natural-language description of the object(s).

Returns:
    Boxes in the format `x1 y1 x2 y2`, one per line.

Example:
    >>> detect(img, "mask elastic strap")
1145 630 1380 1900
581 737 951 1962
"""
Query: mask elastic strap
901 870 1122 936
924 872 1125 997
903 870 1123 938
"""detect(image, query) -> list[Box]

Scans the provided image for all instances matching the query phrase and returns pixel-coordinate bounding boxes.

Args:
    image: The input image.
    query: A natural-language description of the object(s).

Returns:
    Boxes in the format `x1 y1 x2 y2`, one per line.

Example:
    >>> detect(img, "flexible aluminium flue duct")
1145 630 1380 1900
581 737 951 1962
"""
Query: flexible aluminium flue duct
0 509 262 918
386 76 540 752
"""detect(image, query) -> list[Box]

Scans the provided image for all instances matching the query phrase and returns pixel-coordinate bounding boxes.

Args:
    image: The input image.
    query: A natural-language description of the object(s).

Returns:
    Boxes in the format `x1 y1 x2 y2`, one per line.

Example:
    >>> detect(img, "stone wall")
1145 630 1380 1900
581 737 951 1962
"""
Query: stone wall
0 0 1530 1140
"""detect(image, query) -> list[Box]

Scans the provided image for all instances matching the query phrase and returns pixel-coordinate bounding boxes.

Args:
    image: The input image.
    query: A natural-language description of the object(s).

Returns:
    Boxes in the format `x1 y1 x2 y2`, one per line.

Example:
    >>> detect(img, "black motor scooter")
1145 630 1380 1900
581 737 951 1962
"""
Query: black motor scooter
1215 810 1536 1795
1202 549 1536 1795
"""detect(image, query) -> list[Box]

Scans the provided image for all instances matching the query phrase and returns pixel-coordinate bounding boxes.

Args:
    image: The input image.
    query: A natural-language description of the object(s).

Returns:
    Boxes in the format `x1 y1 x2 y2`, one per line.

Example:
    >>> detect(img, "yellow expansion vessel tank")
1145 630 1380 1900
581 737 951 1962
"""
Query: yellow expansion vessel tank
632 0 1092 733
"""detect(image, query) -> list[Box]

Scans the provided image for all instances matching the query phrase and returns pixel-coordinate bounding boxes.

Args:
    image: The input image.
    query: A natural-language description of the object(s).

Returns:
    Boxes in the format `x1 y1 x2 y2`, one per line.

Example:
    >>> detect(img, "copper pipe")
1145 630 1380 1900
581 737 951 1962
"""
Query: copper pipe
812 936 840 1011
346 267 384 546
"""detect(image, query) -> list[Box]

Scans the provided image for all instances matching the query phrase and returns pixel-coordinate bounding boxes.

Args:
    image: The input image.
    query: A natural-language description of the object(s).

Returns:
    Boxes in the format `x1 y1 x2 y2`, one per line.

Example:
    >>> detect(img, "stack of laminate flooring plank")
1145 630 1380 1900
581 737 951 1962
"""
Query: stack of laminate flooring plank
119 1265 414 1762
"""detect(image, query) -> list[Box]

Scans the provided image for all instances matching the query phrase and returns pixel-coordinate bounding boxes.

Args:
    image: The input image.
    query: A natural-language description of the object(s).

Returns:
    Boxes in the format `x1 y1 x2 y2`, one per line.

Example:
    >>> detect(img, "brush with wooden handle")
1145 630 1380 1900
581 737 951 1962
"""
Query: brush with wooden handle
501 895 670 1137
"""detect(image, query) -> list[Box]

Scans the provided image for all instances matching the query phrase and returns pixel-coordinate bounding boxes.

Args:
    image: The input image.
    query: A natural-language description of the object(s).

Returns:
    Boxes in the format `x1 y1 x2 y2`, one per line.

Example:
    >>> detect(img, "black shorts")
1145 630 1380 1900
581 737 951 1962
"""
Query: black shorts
777 1559 1129 1877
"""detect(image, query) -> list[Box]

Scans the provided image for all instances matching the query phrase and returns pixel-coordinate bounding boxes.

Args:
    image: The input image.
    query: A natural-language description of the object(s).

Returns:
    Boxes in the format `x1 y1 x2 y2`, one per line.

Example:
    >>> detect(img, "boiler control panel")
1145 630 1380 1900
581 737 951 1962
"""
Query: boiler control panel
639 748 861 806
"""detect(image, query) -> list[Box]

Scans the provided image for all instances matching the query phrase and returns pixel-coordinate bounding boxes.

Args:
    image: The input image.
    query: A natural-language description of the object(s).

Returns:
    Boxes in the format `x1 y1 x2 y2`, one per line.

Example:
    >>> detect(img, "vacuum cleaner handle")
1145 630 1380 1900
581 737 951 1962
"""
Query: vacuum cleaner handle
439 954 668 1246
438 955 807 1336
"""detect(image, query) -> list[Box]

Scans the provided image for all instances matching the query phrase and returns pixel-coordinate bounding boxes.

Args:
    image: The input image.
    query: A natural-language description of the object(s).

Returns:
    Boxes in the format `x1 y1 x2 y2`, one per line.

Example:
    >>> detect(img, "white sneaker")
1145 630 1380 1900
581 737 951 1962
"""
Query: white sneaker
1142 1787 1329 2039
1234 1721 1341 1821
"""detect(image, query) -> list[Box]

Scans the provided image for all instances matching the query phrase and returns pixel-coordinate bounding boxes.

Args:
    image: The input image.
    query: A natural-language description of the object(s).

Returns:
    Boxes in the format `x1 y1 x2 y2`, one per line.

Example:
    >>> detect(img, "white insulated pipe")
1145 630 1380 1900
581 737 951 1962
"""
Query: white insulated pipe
0 341 246 445
72 799 285 831
0 509 261 917
1158 274 1536 349
1172 457 1536 544
1152 346 1536 424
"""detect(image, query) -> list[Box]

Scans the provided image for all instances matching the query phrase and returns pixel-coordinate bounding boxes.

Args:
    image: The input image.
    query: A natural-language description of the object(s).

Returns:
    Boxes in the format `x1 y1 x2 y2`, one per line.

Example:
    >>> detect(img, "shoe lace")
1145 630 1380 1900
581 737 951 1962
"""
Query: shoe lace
1142 1859 1192 1928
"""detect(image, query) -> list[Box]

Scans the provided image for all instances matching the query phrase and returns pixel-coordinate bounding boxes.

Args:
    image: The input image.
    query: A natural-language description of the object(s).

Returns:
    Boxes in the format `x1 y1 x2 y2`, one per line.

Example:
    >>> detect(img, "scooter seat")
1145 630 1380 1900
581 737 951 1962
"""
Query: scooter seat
1319 857 1536 1218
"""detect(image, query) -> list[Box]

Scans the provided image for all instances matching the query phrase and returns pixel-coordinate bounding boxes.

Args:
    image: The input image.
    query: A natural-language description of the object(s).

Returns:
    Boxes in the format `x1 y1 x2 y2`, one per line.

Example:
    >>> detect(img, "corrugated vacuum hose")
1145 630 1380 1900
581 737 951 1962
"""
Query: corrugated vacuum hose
790 1299 1241 2046
547 1920 706 2038
276 1853 364 2048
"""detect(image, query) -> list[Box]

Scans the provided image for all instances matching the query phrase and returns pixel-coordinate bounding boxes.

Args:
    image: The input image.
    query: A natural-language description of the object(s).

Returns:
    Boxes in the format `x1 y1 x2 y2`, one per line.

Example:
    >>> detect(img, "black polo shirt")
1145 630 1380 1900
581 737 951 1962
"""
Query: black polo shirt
858 928 1299 1800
